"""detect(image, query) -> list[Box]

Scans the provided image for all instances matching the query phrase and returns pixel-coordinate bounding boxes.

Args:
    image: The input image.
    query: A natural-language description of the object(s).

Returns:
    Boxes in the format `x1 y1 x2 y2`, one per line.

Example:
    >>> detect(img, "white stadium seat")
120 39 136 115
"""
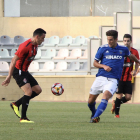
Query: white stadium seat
0 48 12 58
39 61 54 71
53 49 69 59
34 48 41 59
0 61 9 72
70 36 86 47
80 49 87 59
66 48 81 59
28 61 39 72
53 61 67 71
44 36 59 47
11 48 18 57
65 61 80 71
79 61 88 70
14 35 25 45
58 36 73 47
41 48 56 59
0 35 12 45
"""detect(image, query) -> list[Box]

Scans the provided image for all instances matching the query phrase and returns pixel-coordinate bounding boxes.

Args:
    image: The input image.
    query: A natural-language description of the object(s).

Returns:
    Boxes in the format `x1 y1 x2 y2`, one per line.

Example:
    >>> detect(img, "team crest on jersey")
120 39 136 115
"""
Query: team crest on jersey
23 78 27 83
119 50 123 54
106 50 109 53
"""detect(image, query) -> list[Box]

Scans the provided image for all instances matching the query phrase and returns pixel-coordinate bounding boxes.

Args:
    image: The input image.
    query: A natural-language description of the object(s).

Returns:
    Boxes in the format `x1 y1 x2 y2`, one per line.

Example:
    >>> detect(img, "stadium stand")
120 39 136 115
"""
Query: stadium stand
65 61 80 71
0 48 12 59
53 61 67 71
80 49 87 59
14 35 25 45
34 48 41 59
11 48 18 57
0 61 9 72
41 48 56 59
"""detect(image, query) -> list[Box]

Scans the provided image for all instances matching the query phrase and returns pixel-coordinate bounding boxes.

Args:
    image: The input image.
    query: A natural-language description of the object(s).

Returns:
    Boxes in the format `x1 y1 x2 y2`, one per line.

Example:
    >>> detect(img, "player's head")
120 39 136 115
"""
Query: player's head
106 30 118 48
33 28 46 45
123 34 132 47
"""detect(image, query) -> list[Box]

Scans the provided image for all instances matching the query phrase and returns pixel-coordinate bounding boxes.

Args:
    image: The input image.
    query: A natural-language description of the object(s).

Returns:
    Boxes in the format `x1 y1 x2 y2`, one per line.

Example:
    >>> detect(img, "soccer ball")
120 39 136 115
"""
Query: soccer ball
51 83 64 96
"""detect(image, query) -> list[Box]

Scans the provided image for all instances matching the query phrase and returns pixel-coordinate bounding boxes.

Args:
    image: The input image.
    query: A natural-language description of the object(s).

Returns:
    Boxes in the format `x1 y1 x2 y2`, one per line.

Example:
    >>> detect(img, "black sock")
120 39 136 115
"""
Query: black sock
115 98 121 115
21 95 30 119
30 91 39 99
15 96 23 107
120 97 128 104
15 91 38 107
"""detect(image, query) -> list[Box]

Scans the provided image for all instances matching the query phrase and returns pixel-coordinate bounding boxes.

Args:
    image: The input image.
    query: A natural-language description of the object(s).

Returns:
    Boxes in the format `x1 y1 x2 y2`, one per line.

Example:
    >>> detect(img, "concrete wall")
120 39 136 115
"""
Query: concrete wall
0 75 139 103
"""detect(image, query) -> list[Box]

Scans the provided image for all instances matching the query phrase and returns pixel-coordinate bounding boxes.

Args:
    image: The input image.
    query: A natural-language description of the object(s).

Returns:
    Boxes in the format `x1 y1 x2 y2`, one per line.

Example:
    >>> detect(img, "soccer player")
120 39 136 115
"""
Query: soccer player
111 34 139 118
88 30 140 123
2 28 46 123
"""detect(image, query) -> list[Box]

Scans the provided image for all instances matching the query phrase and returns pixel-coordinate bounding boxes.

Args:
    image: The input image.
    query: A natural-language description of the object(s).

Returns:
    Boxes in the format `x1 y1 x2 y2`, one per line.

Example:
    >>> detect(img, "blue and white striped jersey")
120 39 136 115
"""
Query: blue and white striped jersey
95 44 130 80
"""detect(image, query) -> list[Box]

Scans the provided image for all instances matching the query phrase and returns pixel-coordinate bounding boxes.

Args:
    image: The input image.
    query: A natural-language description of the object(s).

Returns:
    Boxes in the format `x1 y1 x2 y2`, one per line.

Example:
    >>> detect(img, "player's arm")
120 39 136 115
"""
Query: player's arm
2 55 19 86
128 54 140 65
93 60 112 72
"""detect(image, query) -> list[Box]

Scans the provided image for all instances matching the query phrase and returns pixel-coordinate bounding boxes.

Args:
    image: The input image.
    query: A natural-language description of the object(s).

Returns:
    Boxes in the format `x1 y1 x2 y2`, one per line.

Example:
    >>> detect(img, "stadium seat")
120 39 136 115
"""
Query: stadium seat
28 61 39 72
41 48 56 59
80 49 87 59
44 36 59 47
89 36 98 39
14 35 25 45
0 61 9 72
53 61 67 71
53 49 69 59
66 48 81 59
70 36 86 47
34 48 41 59
11 48 18 57
58 36 73 47
65 61 80 71
0 35 14 46
79 61 88 70
39 61 54 71
0 48 12 58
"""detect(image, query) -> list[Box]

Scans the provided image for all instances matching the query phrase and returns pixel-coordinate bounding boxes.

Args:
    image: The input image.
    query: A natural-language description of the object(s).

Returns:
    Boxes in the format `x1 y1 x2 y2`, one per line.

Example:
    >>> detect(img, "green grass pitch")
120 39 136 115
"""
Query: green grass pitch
0 101 140 140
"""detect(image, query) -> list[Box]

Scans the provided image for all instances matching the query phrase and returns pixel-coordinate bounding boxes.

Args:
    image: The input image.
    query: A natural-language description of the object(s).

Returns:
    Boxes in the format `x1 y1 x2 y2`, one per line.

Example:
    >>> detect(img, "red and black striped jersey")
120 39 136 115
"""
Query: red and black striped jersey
15 39 38 72
120 47 139 81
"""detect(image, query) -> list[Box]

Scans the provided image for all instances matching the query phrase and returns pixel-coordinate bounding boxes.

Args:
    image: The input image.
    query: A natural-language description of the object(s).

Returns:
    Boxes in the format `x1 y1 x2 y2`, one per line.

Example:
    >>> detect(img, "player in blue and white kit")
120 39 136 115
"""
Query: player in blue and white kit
88 30 140 123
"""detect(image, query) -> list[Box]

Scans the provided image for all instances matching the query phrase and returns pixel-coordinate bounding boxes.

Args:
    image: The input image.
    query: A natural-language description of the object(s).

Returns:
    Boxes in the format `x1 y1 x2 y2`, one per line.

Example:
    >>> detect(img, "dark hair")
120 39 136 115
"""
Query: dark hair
106 30 118 39
33 28 46 37
123 34 132 41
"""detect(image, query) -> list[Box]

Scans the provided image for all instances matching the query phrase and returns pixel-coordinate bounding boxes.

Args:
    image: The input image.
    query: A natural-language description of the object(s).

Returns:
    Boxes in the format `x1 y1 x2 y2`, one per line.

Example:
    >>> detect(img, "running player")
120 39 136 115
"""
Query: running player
111 34 139 118
2 28 46 123
88 30 140 123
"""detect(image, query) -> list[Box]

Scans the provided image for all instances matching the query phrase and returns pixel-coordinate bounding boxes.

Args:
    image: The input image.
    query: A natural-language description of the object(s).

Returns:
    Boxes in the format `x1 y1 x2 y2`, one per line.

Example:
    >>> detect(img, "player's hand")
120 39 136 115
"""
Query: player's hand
131 70 137 77
103 65 112 72
2 75 11 86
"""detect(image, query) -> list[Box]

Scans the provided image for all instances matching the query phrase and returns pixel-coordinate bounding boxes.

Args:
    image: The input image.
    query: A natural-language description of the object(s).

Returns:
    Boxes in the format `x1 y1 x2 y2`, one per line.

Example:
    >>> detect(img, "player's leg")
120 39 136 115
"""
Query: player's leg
91 78 118 123
114 81 132 117
20 83 34 123
88 77 103 120
88 94 99 119
14 73 41 107
114 93 123 118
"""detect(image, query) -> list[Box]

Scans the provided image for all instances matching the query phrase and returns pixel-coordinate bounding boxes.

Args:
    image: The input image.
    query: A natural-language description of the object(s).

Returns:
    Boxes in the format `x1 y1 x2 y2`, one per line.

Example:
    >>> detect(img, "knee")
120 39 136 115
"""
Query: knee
36 87 42 94
125 96 131 101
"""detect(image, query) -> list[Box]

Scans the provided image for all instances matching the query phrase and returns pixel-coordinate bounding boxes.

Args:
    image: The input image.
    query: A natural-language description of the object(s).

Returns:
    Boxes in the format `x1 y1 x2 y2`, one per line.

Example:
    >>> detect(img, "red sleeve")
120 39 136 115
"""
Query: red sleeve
15 44 28 58
135 50 139 59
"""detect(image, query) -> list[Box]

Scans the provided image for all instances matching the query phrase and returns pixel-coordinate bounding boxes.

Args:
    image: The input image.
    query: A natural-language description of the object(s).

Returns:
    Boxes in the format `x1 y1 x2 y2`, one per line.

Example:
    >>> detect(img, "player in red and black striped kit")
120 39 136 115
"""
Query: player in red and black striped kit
2 28 46 123
111 34 139 118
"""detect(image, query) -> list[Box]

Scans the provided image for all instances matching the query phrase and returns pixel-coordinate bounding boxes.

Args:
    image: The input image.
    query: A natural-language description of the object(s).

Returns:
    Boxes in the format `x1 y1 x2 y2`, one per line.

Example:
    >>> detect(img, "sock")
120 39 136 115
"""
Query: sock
15 91 38 107
21 95 30 119
30 91 39 99
115 98 121 115
88 102 96 118
93 99 108 118
120 96 127 104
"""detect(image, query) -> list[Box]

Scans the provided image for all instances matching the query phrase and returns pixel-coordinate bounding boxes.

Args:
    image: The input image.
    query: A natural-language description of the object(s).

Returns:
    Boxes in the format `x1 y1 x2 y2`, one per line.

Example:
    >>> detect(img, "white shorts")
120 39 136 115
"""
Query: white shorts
90 76 118 95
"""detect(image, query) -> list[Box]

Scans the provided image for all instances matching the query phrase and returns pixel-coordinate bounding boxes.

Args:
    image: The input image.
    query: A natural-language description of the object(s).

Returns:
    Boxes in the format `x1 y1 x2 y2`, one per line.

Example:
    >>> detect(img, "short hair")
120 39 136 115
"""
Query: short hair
123 34 132 41
106 30 118 39
33 28 46 37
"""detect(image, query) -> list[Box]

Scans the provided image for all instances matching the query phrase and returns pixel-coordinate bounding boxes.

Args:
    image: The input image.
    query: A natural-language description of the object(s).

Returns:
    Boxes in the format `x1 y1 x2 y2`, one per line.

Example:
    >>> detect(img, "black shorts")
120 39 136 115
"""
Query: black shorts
116 81 132 95
13 67 38 88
